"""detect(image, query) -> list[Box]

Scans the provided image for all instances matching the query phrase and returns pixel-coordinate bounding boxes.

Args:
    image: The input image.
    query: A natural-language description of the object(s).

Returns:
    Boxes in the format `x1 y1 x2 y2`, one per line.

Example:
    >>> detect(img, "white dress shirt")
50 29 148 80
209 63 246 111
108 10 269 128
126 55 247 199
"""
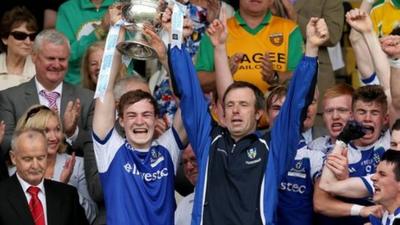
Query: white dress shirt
16 173 48 225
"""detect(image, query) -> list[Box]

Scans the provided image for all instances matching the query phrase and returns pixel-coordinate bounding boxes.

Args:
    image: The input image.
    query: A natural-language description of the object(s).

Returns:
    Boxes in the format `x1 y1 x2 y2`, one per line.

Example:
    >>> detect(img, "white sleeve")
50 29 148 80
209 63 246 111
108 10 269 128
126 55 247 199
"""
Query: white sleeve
92 128 124 173
309 150 325 182
154 128 181 173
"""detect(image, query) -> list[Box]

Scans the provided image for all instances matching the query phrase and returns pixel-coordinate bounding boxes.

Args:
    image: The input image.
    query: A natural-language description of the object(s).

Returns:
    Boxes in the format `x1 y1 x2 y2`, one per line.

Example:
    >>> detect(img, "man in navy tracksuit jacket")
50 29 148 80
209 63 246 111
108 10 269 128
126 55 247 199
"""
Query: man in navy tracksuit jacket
169 17 328 225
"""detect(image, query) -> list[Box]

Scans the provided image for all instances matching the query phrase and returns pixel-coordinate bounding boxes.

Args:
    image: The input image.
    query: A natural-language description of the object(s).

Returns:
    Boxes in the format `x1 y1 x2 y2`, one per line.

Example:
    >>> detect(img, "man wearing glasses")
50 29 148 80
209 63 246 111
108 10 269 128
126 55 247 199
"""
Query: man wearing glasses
309 83 354 154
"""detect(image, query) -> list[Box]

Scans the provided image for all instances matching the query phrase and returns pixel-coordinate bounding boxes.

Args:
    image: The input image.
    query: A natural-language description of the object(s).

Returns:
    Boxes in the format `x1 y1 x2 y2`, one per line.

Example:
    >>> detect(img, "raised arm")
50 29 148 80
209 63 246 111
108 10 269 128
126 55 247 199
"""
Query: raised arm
293 0 343 47
347 0 379 83
271 17 327 180
261 17 327 224
347 9 390 92
346 1 377 81
381 35 400 123
92 27 125 139
168 27 212 160
206 9 233 104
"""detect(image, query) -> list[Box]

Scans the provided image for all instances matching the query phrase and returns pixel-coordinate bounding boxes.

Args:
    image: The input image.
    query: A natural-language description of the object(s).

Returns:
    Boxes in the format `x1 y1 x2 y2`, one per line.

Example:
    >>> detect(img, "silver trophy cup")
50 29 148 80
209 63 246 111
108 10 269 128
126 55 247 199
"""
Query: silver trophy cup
117 0 160 60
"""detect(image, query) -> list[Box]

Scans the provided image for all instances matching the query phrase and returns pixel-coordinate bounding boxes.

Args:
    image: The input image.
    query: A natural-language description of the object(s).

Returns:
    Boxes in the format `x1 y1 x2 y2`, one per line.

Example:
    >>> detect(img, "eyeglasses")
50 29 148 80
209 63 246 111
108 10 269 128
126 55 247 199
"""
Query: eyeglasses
9 31 37 41
25 105 51 122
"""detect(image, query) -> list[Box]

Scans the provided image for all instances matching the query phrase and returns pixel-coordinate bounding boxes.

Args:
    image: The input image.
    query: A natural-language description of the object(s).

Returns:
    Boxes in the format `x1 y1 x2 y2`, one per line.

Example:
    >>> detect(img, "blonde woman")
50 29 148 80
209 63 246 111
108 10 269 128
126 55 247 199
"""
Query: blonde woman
81 41 126 91
10 105 97 223
81 41 105 91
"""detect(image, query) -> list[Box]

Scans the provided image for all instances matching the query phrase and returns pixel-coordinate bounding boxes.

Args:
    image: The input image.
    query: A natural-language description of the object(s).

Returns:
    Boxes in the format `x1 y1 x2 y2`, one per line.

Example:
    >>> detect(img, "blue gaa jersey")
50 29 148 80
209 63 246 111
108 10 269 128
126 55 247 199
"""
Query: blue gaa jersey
93 128 181 225
346 130 390 177
369 207 400 225
360 174 374 196
277 141 324 225
315 130 390 225
308 135 334 155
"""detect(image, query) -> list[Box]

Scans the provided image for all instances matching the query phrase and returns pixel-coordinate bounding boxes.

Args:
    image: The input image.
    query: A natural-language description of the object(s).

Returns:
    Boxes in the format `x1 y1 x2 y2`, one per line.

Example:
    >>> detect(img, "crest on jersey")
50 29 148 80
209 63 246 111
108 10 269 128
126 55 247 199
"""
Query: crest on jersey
150 149 165 167
373 152 381 165
247 148 257 159
269 33 284 46
295 161 303 170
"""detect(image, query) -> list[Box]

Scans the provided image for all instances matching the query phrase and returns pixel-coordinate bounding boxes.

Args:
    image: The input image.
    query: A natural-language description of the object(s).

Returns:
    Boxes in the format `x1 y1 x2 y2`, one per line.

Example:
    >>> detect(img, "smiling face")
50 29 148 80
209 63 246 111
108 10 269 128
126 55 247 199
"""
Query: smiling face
44 115 63 155
371 161 400 210
353 100 388 146
119 99 157 149
32 41 69 90
182 145 198 185
2 22 35 58
88 48 103 85
323 95 353 141
224 87 263 141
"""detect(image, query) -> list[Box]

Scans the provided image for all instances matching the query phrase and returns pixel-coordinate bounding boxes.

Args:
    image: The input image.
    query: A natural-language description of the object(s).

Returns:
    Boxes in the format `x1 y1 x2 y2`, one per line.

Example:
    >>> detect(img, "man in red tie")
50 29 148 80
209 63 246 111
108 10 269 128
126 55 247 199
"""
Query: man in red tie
0 128 88 225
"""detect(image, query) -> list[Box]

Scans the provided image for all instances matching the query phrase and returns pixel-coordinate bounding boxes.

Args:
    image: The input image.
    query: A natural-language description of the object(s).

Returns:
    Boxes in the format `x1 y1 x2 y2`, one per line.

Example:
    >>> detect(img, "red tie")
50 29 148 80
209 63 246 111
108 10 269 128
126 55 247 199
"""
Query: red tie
27 186 45 225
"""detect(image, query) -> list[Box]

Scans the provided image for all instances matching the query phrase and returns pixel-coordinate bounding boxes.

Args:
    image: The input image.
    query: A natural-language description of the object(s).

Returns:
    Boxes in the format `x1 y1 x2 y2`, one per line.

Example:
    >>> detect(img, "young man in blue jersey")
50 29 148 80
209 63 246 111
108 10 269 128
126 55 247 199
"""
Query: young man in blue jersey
318 120 400 225
92 29 187 225
262 78 325 225
168 13 328 225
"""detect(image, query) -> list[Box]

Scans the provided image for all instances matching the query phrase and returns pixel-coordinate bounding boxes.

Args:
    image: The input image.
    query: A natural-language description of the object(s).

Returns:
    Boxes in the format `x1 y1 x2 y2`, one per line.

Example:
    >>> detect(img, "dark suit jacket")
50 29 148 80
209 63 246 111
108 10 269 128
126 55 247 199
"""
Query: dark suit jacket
0 175 89 225
0 149 8 182
0 78 94 156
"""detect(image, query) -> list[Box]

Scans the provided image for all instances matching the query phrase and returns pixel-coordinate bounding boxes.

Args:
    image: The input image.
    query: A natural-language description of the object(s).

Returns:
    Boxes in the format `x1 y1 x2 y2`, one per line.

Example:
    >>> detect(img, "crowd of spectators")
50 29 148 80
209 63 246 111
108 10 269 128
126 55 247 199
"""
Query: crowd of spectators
1 0 400 224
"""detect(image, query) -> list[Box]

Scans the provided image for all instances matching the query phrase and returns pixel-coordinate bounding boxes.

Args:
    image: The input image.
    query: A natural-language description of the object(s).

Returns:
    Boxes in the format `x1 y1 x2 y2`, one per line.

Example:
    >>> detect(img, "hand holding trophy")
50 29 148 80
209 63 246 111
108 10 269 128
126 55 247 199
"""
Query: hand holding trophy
116 0 162 60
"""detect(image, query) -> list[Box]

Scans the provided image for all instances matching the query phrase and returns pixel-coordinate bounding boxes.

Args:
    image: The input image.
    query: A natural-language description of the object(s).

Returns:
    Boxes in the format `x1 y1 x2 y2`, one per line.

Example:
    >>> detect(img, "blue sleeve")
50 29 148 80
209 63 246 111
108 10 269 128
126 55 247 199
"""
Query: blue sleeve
360 176 374 196
271 55 318 181
168 46 212 162
263 55 318 224
168 47 213 225
368 214 382 225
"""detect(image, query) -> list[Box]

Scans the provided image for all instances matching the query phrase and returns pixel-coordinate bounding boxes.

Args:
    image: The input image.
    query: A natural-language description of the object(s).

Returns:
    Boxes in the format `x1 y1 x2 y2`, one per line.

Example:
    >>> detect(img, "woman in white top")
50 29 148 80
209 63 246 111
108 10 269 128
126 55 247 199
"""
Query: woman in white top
0 6 37 91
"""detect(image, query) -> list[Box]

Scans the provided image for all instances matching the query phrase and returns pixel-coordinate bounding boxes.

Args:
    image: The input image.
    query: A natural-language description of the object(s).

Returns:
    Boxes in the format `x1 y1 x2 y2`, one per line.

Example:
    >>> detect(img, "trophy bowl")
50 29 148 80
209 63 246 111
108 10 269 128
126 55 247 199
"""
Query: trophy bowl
116 0 160 60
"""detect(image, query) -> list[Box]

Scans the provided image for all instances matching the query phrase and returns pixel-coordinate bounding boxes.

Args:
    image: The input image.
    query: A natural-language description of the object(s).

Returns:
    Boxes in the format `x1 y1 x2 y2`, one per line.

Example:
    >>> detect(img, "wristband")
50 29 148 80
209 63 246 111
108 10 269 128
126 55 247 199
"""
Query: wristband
350 204 364 216
390 58 400 69
365 0 375 4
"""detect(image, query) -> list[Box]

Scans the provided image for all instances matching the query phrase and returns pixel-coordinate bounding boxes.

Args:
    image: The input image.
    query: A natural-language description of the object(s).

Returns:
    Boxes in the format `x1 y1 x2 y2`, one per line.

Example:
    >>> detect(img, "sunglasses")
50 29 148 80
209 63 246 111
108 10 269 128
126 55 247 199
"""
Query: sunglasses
9 31 37 41
25 105 51 123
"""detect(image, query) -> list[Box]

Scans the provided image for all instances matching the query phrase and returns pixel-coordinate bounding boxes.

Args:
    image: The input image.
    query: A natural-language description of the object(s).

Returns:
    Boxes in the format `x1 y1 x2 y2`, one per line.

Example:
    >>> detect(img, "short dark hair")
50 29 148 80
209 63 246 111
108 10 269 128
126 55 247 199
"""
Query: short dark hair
266 84 288 111
222 81 266 111
0 6 38 51
392 119 400 132
352 85 388 113
381 150 400 181
117 90 159 118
